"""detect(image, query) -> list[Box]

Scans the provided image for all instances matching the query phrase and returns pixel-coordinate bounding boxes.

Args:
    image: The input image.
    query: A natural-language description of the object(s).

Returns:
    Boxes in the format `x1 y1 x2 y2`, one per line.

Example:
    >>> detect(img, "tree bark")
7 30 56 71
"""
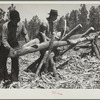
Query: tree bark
9 31 100 57
11 41 68 57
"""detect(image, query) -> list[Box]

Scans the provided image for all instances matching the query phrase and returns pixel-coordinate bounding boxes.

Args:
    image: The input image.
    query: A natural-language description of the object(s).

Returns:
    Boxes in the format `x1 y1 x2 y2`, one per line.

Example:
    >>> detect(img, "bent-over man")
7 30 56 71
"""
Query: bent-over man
2 10 29 82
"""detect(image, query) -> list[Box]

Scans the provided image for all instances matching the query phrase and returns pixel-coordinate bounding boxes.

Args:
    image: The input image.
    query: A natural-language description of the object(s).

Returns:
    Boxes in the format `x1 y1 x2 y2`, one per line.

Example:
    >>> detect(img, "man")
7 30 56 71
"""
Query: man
46 9 61 41
25 9 61 73
1 10 29 82
24 22 48 73
46 9 62 61
0 9 7 81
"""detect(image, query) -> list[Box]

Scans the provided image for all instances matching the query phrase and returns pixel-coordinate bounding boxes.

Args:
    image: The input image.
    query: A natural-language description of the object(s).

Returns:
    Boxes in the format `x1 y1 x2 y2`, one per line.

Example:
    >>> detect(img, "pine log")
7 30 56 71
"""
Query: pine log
75 44 92 49
22 38 40 47
60 27 94 55
92 35 100 59
9 32 100 57
61 19 67 38
81 27 94 37
35 51 48 78
69 34 100 44
9 24 82 57
49 53 59 80
11 41 68 57
35 51 58 80
61 24 82 41
24 55 44 73
45 33 55 73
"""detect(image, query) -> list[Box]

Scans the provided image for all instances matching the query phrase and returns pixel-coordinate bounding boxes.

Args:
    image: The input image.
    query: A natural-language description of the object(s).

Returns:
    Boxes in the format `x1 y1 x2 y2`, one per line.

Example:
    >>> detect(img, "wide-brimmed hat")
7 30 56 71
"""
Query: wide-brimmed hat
48 9 58 16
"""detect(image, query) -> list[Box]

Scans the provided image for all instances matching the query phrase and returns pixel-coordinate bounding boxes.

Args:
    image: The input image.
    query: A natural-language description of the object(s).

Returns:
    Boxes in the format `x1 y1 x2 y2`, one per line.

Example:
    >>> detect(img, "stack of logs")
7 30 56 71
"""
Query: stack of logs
9 24 100 79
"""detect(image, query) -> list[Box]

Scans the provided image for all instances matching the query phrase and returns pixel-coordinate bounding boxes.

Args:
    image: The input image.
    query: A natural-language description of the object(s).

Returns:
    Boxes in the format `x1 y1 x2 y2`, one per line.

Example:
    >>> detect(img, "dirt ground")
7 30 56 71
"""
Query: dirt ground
3 47 100 89
1 38 100 89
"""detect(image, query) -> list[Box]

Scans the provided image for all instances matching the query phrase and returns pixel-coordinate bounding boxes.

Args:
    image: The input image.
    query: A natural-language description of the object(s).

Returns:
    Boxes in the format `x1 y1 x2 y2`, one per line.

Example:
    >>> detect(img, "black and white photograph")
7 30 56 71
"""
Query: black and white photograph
0 1 100 99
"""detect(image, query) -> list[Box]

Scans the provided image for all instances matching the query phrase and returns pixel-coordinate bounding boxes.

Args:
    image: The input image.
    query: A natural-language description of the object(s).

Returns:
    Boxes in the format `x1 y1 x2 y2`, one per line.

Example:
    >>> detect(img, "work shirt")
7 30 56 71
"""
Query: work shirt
2 21 28 49
0 24 2 46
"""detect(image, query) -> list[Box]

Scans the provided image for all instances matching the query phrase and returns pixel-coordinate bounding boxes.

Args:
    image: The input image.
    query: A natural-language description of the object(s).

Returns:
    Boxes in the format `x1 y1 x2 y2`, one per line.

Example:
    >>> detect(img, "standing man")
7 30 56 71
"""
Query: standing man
2 10 29 82
46 9 62 61
0 9 8 81
25 9 62 73
46 9 61 40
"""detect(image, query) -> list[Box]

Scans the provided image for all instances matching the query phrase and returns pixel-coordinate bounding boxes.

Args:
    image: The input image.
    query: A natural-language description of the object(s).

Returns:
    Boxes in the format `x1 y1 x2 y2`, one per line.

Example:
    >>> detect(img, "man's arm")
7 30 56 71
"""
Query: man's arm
2 24 15 57
24 34 29 43
2 24 12 50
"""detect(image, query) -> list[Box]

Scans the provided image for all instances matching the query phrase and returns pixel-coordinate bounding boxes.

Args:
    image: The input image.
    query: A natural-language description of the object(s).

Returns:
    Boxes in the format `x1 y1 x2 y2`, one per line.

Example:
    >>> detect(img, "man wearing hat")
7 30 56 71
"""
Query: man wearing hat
24 10 61 73
1 10 29 82
46 9 62 61
46 9 61 40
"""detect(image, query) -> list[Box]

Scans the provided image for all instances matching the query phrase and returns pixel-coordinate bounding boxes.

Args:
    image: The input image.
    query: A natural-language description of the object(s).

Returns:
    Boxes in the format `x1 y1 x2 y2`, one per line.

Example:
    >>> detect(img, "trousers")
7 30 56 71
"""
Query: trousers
0 44 9 81
0 44 19 82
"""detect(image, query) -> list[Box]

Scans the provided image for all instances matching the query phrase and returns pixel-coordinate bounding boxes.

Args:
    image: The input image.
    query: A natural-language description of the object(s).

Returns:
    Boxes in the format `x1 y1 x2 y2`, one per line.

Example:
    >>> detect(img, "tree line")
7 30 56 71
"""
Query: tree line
24 4 100 39
1 4 100 40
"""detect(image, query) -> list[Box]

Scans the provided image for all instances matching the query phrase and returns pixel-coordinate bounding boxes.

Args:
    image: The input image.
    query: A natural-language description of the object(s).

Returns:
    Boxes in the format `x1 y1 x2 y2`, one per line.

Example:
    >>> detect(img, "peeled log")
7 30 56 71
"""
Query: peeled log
11 33 100 57
76 42 91 48
22 38 40 47
92 35 100 59
81 27 94 37
13 41 68 57
61 24 82 41
69 35 100 44
60 27 95 55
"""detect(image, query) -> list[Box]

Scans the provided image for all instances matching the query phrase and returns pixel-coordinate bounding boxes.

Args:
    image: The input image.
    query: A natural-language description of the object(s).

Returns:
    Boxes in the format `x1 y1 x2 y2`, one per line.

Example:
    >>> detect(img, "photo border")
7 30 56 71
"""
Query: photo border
0 1 100 99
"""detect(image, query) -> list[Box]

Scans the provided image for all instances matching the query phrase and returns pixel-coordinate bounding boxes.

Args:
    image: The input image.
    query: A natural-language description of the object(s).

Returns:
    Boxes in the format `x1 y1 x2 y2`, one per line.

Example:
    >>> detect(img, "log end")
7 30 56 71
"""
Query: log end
79 24 82 28
90 27 94 31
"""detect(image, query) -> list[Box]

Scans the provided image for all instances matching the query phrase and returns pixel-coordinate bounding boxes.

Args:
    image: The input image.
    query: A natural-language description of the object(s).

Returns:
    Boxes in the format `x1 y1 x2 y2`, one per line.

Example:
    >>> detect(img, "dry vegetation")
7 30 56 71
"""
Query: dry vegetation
1 43 100 89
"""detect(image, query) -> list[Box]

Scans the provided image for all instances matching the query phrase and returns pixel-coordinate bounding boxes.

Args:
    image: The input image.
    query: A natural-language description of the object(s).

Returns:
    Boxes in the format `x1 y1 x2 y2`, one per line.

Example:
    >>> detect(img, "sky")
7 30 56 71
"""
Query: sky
0 2 100 22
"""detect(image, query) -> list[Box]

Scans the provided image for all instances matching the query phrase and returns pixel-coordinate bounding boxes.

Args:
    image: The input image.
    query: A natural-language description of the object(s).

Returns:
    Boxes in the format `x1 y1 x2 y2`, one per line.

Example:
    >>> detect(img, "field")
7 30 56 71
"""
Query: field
0 38 100 89
0 31 100 89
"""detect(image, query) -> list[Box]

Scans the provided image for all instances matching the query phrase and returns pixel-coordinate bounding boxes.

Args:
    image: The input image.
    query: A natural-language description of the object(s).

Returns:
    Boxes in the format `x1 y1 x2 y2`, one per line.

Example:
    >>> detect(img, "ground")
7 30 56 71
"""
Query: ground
1 38 100 89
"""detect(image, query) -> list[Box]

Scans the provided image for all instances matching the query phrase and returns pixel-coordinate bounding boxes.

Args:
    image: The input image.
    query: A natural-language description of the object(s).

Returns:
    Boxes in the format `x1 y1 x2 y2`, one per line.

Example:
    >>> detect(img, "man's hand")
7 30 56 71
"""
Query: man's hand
9 48 15 58
25 34 30 43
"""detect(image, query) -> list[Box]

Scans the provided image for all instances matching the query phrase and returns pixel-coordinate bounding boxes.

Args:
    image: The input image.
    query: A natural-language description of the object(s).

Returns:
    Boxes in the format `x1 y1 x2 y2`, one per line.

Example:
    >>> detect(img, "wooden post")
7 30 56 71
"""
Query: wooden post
35 51 48 78
49 53 59 80
61 19 67 38
44 20 55 72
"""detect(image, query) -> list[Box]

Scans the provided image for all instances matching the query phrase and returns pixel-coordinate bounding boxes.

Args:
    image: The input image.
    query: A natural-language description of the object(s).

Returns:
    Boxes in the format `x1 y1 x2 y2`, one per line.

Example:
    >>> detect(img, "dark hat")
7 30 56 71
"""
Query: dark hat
10 10 20 21
48 9 58 16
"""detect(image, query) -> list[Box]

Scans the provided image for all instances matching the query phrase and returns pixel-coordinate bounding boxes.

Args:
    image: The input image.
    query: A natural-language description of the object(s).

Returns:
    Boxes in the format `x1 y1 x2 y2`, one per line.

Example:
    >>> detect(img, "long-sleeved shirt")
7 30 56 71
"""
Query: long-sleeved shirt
2 21 29 49
0 25 2 46
0 20 5 46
